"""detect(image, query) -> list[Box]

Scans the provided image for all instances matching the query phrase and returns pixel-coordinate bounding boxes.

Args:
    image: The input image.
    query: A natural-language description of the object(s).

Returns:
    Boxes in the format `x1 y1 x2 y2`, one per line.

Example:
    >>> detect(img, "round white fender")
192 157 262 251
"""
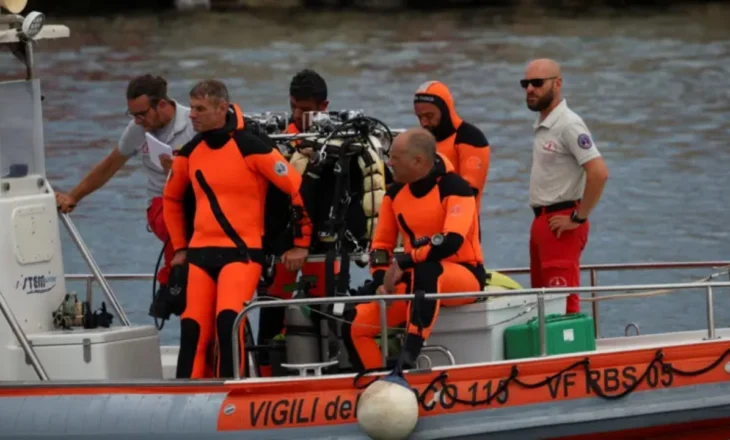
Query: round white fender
356 373 419 440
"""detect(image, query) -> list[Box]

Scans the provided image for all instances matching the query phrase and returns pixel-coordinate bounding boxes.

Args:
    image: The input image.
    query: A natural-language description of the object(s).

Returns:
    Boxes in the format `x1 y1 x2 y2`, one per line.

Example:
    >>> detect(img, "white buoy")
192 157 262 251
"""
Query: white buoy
356 373 419 440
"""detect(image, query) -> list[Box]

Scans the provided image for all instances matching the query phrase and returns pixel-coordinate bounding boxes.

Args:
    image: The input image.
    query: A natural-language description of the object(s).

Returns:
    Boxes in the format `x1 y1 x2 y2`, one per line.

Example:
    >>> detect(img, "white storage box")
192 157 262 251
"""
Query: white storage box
5 325 163 381
424 293 567 367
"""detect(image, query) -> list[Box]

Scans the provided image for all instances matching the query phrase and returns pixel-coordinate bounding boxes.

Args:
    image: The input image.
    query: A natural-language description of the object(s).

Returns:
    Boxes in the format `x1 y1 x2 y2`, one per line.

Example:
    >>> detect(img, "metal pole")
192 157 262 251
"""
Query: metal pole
59 213 130 326
538 289 547 356
706 286 716 340
537 289 547 356
24 38 34 80
379 299 388 366
0 289 49 380
590 269 600 338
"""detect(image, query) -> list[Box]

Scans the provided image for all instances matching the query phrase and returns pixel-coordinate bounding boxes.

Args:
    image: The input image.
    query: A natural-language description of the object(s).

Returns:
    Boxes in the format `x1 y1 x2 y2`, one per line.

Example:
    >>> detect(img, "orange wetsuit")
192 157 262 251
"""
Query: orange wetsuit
414 81 491 206
342 158 486 371
163 104 312 379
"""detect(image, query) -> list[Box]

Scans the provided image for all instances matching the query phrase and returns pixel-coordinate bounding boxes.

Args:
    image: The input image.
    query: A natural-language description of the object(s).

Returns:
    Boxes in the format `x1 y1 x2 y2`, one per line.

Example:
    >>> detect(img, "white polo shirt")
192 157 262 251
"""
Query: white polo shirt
116 101 196 205
528 99 601 207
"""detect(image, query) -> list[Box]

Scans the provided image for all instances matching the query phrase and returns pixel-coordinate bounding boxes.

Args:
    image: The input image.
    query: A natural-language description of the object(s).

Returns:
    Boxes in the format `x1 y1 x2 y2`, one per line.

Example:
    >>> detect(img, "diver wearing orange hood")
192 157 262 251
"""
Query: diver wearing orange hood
413 81 491 207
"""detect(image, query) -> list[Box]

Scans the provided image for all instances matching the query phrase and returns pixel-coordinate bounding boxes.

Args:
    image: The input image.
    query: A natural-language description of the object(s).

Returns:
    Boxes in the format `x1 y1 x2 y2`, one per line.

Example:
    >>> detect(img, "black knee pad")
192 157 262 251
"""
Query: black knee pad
216 310 240 378
176 318 201 379
341 307 364 372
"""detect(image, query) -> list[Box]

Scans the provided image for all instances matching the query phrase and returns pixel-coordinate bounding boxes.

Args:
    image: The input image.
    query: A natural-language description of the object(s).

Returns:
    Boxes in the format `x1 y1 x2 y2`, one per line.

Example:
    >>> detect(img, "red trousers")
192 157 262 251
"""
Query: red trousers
146 196 174 285
529 206 589 314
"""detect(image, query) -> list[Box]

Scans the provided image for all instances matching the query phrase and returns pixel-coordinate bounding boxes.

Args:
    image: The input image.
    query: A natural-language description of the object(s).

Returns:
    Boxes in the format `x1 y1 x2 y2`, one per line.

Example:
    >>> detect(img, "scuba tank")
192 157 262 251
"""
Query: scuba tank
284 304 321 366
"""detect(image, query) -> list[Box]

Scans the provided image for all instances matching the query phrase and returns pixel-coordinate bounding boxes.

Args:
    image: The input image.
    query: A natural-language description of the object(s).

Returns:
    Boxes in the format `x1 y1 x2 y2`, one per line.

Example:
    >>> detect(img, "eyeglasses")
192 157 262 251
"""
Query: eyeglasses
520 77 557 89
126 98 162 119
126 107 153 119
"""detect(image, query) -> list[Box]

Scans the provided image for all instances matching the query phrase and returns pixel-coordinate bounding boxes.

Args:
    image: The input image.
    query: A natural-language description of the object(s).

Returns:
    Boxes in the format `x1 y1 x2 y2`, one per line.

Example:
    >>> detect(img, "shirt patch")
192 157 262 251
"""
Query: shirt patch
466 156 482 169
449 205 462 217
274 161 288 176
577 133 593 149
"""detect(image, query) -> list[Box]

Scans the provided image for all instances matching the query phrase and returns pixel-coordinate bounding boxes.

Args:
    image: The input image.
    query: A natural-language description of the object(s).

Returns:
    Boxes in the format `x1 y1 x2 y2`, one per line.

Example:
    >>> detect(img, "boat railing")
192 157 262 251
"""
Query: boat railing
59 213 130 326
0 288 49 380
229 280 730 380
63 259 730 339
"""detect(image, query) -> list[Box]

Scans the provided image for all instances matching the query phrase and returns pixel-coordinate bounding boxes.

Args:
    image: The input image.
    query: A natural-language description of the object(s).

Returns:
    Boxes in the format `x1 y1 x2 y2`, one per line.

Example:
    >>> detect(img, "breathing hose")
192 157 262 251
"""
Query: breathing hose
151 238 168 331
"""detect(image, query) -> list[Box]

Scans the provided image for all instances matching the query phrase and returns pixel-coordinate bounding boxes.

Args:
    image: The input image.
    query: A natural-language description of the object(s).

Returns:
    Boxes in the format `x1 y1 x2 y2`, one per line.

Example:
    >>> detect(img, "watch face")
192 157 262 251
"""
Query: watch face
431 233 444 246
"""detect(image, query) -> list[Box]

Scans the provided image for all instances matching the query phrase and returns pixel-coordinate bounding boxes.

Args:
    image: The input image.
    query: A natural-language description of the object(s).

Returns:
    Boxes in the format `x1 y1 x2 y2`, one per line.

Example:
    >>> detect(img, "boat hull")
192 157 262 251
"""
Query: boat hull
2 338 730 439
1 381 729 439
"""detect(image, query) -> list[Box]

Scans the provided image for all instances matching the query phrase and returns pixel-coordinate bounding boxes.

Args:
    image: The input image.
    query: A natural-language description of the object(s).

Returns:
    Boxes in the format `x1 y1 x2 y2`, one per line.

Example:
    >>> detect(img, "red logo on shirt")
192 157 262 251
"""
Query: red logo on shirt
543 140 557 152
141 142 149 154
548 276 568 287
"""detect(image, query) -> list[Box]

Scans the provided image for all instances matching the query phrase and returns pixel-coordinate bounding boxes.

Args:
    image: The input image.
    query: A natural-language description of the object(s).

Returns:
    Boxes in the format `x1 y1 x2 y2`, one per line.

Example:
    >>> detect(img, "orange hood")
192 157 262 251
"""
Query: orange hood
414 81 462 142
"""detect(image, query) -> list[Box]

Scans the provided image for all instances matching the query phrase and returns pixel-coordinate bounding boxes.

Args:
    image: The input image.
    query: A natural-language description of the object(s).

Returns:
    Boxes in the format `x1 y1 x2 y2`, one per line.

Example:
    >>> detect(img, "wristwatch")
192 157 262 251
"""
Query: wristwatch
571 211 587 224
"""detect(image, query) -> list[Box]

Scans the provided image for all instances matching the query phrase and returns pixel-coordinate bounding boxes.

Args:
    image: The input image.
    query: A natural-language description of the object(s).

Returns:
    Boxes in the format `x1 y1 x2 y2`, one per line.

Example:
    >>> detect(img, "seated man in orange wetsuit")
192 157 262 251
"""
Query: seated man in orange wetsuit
413 81 491 208
342 127 487 372
257 69 343 377
163 79 312 379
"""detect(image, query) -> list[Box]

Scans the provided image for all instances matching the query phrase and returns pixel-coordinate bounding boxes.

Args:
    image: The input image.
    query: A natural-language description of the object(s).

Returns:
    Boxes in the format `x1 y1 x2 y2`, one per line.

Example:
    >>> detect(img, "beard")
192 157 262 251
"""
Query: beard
527 88 554 112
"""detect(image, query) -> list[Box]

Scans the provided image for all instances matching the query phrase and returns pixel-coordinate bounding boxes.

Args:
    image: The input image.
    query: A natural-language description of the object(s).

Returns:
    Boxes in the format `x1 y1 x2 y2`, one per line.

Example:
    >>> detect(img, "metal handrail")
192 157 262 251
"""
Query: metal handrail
59 213 131 326
0 288 49 380
63 261 730 283
230 280 730 380
64 260 729 339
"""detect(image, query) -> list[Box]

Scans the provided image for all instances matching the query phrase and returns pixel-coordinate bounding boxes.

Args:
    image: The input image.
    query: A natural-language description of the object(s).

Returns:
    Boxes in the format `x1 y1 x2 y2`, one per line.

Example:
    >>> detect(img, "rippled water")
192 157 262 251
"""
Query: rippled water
2 4 729 344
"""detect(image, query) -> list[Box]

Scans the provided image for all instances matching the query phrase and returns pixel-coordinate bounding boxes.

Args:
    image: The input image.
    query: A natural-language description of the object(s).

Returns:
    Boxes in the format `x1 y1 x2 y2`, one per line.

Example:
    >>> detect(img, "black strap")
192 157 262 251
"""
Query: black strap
397 213 430 249
194 170 251 262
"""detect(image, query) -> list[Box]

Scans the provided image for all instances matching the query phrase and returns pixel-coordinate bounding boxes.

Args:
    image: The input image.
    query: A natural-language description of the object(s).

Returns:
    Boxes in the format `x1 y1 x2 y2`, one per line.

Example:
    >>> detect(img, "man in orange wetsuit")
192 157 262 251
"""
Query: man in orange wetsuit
342 127 487 371
522 59 609 314
163 79 313 379
413 80 491 208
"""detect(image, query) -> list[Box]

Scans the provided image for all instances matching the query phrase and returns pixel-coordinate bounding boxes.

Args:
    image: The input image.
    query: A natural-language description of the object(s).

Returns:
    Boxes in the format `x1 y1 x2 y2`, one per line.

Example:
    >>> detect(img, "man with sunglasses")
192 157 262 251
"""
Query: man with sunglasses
55 74 196 292
522 58 609 314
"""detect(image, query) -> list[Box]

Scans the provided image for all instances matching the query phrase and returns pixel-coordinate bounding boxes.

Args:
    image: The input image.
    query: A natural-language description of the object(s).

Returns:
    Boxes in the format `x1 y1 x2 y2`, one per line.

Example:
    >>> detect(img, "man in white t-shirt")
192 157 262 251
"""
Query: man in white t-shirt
522 59 609 314
56 74 196 289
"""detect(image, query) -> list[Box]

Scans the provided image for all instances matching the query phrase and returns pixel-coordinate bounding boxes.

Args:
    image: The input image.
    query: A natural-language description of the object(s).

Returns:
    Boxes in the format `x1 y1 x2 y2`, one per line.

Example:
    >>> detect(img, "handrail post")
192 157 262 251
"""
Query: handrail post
232 300 261 380
0 289 49 380
590 269 600 339
538 288 547 356
59 213 131 326
706 286 716 340
379 299 388 366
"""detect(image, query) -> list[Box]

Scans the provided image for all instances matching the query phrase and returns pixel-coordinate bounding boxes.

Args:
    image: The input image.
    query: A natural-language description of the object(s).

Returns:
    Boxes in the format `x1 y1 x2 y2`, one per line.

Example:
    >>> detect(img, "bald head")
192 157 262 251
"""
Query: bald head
523 58 563 114
398 127 437 162
389 127 438 183
525 58 561 79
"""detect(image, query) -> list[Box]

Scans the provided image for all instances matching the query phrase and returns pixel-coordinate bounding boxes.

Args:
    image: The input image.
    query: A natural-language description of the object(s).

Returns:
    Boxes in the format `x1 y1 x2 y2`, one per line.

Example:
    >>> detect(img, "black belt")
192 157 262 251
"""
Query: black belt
532 200 580 218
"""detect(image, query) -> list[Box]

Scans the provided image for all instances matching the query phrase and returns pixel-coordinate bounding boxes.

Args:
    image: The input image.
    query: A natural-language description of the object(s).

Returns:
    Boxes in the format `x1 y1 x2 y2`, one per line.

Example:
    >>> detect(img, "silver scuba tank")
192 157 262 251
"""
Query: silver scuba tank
284 305 321 365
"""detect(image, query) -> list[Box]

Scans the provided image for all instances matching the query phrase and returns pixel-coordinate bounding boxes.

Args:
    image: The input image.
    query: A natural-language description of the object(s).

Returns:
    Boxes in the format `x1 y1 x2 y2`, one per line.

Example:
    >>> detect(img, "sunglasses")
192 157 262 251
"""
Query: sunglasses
520 77 557 89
